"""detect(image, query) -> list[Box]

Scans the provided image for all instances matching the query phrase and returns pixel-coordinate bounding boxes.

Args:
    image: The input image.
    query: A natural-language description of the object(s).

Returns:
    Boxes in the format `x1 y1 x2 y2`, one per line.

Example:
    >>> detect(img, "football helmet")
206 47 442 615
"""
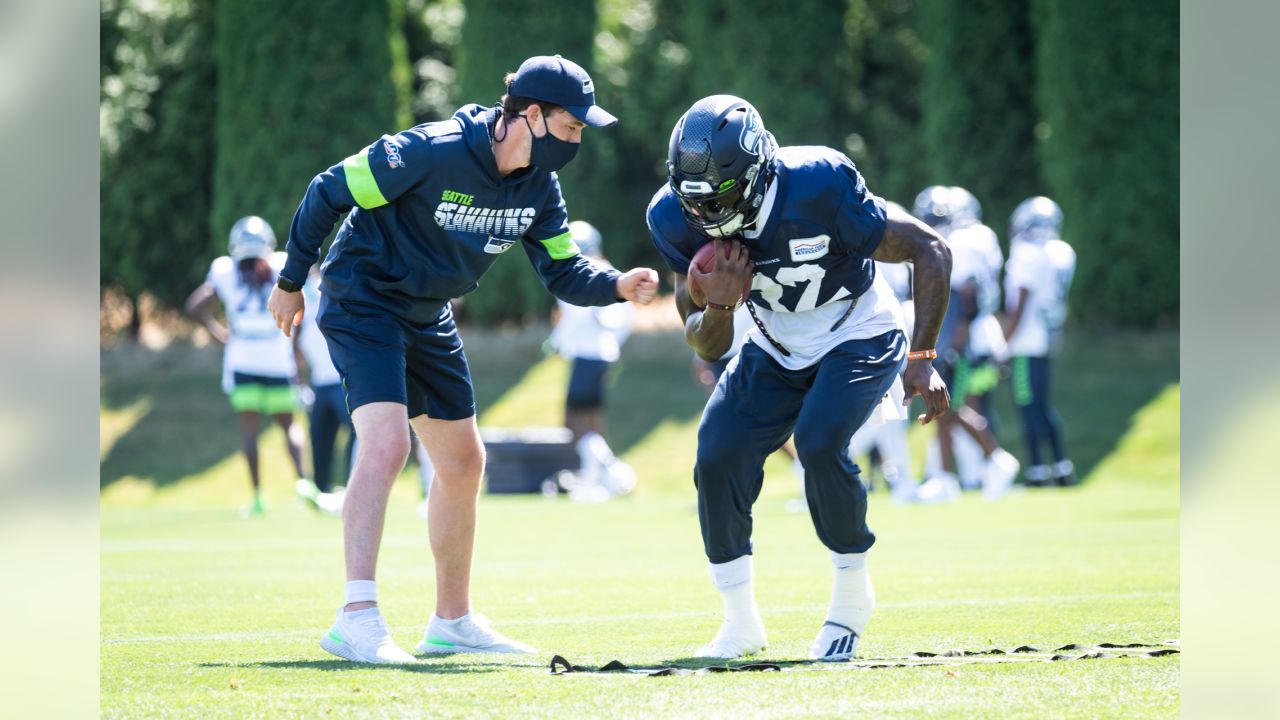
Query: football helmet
228 216 277 261
911 185 956 232
667 95 777 237
949 186 982 228
1010 196 1063 240
569 220 603 258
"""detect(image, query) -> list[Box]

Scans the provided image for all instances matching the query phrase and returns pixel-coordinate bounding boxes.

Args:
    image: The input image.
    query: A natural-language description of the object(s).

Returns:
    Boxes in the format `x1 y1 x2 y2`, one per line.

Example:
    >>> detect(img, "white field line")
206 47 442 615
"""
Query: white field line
101 590 1177 646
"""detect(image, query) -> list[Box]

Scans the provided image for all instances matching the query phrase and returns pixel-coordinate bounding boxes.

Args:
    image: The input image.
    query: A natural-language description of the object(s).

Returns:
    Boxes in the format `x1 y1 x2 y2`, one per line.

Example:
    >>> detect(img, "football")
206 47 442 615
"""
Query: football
686 239 752 308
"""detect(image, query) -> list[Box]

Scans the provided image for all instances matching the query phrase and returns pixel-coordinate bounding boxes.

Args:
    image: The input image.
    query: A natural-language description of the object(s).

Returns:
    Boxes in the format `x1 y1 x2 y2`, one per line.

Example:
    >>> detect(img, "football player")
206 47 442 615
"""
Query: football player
648 96 951 661
185 217 308 517
1006 197 1075 485
912 188 1020 502
546 220 637 501
269 56 658 664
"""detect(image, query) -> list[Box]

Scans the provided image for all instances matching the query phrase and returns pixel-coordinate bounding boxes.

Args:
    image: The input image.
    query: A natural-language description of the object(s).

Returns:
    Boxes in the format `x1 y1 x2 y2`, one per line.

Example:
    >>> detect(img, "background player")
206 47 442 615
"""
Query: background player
649 96 951 662
185 216 307 516
546 220 637 501
269 56 658 664
295 265 350 516
1006 197 1075 486
911 187 1019 502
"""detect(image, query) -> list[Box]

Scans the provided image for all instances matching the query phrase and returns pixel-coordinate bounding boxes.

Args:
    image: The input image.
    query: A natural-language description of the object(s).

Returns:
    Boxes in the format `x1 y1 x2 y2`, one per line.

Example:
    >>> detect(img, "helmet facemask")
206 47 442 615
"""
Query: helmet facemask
667 97 776 238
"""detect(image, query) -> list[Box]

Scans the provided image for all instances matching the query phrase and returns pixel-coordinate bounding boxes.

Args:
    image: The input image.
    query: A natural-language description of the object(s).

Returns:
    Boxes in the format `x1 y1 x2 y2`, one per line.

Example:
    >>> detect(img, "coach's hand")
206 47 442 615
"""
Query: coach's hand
903 358 950 425
617 268 660 305
268 286 305 338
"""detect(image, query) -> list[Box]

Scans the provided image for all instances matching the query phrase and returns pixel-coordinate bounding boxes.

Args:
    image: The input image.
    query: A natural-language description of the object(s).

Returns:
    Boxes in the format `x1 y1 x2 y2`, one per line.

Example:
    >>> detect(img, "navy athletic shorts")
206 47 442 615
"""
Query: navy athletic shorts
316 295 476 421
565 357 610 410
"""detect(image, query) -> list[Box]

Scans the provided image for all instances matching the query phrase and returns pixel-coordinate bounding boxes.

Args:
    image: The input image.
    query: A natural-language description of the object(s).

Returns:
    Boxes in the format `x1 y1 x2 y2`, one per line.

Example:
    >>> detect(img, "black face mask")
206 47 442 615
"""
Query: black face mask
521 113 579 172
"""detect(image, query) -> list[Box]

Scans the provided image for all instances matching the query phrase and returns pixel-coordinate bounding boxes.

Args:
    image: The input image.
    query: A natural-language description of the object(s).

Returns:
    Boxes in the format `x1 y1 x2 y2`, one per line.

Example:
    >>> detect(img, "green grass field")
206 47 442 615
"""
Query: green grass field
101 327 1179 718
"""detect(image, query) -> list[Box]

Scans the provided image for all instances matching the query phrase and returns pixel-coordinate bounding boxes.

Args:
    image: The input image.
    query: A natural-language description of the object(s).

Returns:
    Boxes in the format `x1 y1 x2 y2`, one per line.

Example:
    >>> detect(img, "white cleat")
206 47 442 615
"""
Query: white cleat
809 621 859 662
915 474 961 504
320 607 416 664
983 449 1020 501
694 619 768 659
416 613 536 655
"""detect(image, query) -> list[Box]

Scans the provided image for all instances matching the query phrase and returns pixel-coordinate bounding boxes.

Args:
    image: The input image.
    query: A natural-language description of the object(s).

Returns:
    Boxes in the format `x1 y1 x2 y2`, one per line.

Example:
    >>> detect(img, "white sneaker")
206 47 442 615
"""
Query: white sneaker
320 607 416 664
915 474 961 504
694 618 767 659
416 613 535 655
983 449 1020 501
809 621 859 661
315 489 344 517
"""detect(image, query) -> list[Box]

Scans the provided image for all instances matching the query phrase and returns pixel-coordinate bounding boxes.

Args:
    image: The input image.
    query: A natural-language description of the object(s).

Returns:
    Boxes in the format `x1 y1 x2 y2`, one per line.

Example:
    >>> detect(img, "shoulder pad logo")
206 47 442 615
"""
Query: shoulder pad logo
384 141 405 169
740 109 763 154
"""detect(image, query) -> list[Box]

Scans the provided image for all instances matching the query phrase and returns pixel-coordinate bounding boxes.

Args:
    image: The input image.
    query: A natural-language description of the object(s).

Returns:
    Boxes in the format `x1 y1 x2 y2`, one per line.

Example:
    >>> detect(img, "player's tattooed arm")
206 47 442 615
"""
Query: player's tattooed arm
873 207 952 350
674 275 736 362
873 205 953 424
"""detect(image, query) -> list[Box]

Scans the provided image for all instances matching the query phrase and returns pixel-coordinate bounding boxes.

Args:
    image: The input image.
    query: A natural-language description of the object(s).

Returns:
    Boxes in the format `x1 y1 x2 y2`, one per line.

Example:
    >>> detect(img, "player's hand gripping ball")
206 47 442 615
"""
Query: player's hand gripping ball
686 239 753 309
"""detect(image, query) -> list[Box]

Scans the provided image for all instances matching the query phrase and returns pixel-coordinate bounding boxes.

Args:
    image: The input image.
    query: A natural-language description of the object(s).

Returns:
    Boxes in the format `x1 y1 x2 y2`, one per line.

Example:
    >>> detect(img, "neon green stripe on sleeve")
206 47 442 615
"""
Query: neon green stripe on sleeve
343 152 389 209
539 231 580 260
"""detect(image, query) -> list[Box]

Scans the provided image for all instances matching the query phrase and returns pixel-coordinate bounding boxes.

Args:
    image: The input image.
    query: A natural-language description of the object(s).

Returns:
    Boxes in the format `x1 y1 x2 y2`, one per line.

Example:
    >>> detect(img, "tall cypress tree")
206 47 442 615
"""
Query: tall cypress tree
917 0 1040 234
718 1 851 151
845 0 930 206
452 0 598 324
1033 0 1178 326
212 0 410 248
101 0 218 314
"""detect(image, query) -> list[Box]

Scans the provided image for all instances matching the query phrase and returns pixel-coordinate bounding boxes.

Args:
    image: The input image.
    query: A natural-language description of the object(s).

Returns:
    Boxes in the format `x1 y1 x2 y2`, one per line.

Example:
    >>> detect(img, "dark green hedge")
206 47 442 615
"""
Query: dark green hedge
918 0 1040 235
101 0 218 310
211 0 409 253
452 0 598 325
1033 0 1179 326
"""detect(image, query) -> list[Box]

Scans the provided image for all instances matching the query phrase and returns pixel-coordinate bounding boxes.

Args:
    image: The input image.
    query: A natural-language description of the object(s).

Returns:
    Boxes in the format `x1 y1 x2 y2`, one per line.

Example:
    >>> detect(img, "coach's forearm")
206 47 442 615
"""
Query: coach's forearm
909 238 951 351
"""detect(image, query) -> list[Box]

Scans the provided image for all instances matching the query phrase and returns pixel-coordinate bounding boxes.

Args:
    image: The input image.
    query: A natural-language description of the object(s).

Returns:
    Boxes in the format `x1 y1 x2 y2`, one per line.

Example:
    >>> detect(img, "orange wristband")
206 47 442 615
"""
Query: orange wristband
907 349 937 361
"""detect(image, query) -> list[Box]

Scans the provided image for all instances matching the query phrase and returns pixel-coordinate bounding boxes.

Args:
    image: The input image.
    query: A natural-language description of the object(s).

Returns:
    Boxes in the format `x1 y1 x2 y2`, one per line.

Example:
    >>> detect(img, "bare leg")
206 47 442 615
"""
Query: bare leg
237 412 262 490
565 407 604 443
938 407 998 472
273 412 307 478
411 414 485 620
343 402 411 610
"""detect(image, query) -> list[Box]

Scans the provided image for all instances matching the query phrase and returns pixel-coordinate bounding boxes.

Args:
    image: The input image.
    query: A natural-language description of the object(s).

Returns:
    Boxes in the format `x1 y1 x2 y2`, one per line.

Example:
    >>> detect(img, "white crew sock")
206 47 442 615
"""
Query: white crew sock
345 580 377 607
709 556 760 626
825 552 874 635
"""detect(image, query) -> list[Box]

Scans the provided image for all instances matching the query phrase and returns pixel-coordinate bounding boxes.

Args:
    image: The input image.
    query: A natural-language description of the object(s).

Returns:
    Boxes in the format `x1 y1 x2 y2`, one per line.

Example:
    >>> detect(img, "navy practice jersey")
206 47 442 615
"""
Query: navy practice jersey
284 104 621 324
649 146 903 368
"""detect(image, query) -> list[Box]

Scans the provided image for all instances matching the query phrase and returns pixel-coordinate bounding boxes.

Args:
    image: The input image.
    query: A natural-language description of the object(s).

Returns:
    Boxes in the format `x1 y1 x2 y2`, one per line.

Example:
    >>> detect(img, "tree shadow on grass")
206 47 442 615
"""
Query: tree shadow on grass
982 329 1179 480
100 332 546 491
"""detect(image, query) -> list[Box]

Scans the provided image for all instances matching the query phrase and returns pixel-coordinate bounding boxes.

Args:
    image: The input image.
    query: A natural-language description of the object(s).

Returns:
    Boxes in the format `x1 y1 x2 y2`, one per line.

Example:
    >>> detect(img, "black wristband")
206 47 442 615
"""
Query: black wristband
276 274 303 293
704 300 736 312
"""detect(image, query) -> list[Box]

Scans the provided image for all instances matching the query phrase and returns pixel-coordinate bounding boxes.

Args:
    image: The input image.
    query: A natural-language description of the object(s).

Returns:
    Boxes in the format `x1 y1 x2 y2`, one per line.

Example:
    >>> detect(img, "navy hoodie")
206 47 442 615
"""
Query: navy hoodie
283 104 621 324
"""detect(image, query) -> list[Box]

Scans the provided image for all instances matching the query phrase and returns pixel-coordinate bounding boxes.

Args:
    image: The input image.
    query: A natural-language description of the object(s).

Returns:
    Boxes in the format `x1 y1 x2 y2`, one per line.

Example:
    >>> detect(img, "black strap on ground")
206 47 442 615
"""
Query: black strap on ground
548 640 1179 677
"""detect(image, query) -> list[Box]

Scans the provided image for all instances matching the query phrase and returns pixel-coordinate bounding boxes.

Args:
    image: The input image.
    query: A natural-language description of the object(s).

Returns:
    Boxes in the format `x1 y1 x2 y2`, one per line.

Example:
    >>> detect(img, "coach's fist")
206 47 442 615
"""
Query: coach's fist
268 285 305 338
617 268 659 305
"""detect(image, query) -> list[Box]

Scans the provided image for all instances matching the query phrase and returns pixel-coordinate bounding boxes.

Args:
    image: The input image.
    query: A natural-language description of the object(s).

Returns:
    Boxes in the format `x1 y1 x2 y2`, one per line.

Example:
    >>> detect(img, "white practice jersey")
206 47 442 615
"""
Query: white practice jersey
298 275 341 387
1044 237 1076 330
207 252 296 392
947 224 1006 359
1004 240 1057 356
550 260 634 363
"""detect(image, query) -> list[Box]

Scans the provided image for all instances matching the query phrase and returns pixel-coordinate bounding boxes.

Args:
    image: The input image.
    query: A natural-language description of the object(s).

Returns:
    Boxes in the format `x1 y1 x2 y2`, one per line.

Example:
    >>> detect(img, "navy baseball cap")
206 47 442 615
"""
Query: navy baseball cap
509 55 618 128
